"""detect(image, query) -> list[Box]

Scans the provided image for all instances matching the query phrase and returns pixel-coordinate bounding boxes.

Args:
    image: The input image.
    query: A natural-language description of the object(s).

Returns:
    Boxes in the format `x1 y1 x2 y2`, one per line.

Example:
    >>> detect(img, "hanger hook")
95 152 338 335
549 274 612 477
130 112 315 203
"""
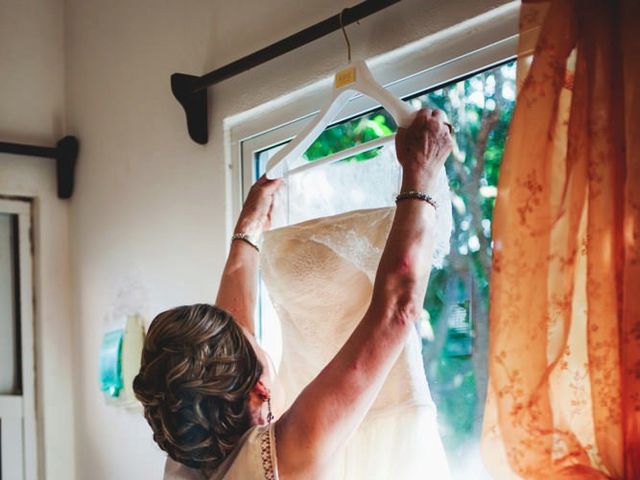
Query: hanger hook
339 8 352 63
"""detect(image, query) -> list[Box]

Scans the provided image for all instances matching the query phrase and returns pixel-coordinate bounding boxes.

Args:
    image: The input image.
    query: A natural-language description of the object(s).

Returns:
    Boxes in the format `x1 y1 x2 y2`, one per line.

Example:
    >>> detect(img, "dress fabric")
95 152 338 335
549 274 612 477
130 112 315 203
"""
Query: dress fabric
260 206 451 480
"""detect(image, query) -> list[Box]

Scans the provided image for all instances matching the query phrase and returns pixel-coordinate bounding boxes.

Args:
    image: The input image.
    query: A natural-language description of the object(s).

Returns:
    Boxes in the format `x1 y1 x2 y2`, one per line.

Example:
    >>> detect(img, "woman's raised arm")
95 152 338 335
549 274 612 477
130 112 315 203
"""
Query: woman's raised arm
274 109 453 479
215 176 281 335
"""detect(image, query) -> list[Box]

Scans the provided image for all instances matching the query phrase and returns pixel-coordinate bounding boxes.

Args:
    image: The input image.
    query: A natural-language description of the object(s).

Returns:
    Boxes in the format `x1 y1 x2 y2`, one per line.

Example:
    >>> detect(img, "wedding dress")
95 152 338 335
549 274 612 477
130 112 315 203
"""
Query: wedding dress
259 146 452 479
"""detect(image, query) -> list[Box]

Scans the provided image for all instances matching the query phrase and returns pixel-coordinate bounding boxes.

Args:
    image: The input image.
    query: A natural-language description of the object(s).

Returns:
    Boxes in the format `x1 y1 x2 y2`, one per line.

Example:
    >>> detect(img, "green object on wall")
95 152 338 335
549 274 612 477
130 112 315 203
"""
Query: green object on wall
99 329 124 397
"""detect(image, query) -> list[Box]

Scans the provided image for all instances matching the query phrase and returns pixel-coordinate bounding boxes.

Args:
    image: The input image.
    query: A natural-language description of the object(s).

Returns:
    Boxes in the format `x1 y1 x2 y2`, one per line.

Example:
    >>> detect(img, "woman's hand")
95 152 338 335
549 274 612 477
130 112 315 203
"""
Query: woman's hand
234 175 283 238
395 108 453 192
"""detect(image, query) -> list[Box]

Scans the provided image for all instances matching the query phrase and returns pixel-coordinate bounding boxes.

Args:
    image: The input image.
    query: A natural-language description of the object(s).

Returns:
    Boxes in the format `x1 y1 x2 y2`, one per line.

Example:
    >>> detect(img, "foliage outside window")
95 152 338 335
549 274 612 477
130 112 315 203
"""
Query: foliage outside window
257 61 516 479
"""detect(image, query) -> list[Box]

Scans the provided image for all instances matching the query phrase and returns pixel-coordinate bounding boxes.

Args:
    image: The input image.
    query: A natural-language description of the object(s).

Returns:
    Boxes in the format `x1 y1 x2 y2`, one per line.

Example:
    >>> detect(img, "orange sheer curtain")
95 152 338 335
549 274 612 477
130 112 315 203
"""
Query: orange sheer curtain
481 1 639 478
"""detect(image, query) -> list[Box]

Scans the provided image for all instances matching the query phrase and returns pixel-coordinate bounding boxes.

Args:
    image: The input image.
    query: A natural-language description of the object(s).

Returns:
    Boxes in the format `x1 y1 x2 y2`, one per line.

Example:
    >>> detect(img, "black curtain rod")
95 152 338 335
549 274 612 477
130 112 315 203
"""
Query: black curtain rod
171 0 402 145
0 136 79 199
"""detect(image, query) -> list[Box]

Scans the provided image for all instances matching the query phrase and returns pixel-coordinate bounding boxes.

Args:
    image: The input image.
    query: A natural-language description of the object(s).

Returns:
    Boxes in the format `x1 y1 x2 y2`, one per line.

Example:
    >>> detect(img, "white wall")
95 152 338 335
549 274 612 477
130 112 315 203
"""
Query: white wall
0 0 511 478
0 0 75 479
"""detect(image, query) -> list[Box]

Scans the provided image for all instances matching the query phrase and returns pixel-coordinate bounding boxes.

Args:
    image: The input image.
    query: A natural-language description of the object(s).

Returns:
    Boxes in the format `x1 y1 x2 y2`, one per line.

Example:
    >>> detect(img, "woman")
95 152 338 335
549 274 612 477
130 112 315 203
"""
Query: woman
134 108 453 479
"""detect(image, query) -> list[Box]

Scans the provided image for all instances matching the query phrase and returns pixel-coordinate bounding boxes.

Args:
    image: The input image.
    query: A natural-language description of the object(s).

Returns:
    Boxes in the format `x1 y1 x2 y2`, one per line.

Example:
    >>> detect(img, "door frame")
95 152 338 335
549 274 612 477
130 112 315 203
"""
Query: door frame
0 197 38 480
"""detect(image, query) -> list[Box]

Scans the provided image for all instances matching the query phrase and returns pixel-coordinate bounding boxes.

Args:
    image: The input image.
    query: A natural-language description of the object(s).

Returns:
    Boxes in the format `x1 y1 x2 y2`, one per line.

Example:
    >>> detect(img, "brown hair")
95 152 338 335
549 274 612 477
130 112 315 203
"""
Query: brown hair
133 304 263 470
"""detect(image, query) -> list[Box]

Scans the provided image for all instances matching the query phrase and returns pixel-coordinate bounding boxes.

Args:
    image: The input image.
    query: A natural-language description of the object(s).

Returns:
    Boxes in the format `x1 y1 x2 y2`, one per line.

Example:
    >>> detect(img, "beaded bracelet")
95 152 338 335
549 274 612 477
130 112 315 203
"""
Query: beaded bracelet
231 233 260 252
395 191 438 210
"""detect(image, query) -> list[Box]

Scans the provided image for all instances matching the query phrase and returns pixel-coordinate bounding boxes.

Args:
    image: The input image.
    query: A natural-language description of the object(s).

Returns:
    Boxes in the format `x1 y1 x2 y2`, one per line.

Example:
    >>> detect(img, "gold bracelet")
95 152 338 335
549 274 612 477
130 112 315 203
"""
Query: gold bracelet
395 191 438 210
231 233 260 252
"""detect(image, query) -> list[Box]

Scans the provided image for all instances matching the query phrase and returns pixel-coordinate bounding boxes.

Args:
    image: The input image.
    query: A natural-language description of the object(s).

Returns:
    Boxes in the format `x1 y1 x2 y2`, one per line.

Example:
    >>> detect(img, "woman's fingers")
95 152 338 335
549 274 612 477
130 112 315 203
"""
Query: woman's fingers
410 108 451 136
264 178 284 193
251 176 283 201
236 175 284 234
255 175 283 192
395 107 454 175
430 109 447 121
413 108 431 129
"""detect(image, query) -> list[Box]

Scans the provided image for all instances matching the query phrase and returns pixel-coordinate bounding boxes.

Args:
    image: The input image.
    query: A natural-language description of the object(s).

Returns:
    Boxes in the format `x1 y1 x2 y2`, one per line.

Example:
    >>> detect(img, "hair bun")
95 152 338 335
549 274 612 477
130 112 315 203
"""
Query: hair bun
133 304 263 470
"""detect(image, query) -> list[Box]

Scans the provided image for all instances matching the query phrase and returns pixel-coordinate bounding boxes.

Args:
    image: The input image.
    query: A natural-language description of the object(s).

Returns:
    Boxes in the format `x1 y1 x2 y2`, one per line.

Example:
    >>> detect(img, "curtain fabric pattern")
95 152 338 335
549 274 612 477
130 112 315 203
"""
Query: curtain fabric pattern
481 1 639 478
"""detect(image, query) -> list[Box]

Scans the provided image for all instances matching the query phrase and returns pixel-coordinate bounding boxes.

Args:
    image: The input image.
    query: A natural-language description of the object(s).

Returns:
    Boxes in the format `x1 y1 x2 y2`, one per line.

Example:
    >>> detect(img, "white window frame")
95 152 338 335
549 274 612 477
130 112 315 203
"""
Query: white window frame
226 4 540 348
228 3 523 222
0 198 38 480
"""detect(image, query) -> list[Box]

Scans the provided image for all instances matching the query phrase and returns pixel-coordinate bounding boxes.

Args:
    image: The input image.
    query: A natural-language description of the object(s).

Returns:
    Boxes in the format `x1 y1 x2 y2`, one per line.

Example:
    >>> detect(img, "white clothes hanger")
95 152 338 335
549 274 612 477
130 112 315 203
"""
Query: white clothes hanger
265 13 416 179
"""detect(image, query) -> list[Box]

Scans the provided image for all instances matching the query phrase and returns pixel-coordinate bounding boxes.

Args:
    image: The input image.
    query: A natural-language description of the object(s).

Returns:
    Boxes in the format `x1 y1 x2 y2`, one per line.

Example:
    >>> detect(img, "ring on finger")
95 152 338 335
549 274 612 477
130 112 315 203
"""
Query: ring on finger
443 122 456 134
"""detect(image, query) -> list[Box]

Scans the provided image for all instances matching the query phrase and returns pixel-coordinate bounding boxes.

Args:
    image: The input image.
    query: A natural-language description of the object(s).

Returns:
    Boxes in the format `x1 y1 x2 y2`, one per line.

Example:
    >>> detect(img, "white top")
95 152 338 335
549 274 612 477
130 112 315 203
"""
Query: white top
163 424 278 480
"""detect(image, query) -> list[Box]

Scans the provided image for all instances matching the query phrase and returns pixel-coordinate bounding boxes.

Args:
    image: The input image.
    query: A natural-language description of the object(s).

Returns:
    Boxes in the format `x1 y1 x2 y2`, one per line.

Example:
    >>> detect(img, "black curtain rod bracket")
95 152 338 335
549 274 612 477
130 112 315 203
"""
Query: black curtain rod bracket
0 136 79 199
171 0 401 144
171 74 209 144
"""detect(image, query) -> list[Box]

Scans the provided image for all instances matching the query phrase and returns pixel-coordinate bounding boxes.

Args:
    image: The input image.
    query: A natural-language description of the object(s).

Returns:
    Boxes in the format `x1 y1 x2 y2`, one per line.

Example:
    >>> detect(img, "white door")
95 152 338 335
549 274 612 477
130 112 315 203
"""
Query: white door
0 199 37 480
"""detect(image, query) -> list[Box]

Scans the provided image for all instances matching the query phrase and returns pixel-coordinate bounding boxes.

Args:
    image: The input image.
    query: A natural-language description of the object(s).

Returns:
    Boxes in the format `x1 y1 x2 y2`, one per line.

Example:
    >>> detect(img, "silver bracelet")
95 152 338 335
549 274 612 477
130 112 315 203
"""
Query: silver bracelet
231 233 260 252
395 191 438 210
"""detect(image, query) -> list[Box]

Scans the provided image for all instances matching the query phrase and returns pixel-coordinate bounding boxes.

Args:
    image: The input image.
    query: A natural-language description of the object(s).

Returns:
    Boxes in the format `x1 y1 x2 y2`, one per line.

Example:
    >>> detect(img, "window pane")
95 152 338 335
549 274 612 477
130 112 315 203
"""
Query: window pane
254 60 516 479
0 213 21 395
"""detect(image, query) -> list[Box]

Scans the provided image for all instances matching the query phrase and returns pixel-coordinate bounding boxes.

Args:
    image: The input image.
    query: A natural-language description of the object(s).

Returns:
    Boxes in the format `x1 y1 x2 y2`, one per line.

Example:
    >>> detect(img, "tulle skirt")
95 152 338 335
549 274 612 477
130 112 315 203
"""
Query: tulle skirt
324 403 451 480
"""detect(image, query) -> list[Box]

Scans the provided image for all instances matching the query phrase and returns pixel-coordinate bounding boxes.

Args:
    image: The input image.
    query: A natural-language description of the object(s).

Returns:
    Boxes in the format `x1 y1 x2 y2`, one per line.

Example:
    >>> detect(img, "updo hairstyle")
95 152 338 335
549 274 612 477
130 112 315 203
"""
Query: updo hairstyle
133 304 263 471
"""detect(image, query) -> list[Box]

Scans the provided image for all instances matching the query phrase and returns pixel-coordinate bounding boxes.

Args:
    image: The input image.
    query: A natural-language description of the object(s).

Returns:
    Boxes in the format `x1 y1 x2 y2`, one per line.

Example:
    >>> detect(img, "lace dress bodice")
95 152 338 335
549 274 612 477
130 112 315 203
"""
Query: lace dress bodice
261 207 433 413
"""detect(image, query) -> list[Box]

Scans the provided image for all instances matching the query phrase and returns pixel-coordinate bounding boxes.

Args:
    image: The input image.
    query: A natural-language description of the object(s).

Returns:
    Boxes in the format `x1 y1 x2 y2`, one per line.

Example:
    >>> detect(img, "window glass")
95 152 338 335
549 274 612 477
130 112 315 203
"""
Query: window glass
0 213 21 395
255 60 516 478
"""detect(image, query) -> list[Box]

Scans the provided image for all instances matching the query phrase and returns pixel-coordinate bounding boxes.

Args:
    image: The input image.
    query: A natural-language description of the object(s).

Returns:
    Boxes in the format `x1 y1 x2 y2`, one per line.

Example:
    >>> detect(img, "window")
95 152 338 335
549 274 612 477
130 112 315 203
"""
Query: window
231 17 517 479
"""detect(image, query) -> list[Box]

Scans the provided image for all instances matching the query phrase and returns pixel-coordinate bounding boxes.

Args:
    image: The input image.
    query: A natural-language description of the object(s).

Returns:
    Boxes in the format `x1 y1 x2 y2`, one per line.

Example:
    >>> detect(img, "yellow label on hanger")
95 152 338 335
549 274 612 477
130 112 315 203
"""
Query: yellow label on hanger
335 67 356 88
